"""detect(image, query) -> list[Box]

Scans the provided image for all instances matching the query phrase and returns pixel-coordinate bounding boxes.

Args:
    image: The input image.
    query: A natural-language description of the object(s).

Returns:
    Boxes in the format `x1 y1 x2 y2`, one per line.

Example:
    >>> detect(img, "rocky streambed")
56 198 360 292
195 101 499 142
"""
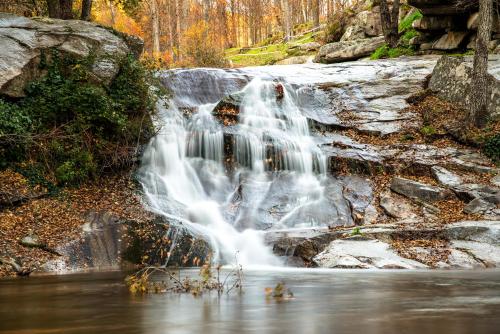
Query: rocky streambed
0 13 498 274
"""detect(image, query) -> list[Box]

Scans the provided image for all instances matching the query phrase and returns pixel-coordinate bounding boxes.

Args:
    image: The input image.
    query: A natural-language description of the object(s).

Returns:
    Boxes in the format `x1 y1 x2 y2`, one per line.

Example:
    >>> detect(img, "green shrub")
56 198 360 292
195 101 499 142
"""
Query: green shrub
0 50 160 186
483 134 500 163
370 44 416 60
55 150 97 185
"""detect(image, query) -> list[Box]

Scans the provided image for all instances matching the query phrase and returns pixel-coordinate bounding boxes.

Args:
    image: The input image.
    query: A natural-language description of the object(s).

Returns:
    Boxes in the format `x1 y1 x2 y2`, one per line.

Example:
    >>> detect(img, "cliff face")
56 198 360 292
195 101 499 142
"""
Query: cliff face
0 13 144 98
408 0 500 52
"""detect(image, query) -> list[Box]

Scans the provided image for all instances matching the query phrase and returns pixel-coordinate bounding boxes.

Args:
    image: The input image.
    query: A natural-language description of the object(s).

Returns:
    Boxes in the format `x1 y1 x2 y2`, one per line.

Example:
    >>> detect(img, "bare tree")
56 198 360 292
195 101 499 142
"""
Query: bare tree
281 0 291 41
468 0 494 128
312 0 320 27
379 0 400 48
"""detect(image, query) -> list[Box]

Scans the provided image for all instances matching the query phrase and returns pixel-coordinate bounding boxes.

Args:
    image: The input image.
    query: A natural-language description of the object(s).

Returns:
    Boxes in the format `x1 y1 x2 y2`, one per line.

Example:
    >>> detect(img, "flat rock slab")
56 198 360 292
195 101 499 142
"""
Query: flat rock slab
194 57 438 136
313 239 428 269
390 177 454 203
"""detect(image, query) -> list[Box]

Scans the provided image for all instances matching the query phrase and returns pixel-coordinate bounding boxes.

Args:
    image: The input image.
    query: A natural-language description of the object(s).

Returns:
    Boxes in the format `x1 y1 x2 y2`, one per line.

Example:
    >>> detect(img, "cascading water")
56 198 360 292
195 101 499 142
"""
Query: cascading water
139 67 335 267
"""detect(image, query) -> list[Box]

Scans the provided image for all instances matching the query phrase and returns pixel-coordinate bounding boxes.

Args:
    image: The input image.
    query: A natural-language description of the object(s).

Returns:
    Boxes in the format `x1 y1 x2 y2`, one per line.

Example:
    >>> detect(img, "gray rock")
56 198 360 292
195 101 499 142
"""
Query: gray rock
390 177 454 203
0 13 141 97
299 42 321 51
447 248 484 269
313 239 428 269
463 198 496 215
357 8 383 37
428 56 500 120
380 192 417 219
20 235 43 248
314 36 385 64
276 55 312 65
340 25 366 41
413 16 454 30
431 166 462 187
492 175 500 187
451 240 500 268
432 31 469 50
453 183 500 202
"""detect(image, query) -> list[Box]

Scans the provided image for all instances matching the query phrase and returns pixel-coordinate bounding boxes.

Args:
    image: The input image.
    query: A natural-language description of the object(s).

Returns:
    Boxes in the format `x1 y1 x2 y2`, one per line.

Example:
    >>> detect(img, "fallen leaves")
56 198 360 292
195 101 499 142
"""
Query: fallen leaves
0 170 153 277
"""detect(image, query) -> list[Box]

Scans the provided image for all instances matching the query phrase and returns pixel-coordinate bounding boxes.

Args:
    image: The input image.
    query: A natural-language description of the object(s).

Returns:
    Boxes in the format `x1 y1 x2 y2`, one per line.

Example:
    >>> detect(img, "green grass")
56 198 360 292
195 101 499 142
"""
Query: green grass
225 30 317 67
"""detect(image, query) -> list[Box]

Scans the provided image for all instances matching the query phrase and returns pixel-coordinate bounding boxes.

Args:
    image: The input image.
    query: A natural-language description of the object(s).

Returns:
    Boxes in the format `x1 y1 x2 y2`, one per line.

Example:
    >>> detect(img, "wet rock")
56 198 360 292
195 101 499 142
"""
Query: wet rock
0 13 139 97
428 56 500 119
314 36 385 64
390 177 454 203
431 166 462 187
341 176 374 225
53 211 210 273
313 239 428 269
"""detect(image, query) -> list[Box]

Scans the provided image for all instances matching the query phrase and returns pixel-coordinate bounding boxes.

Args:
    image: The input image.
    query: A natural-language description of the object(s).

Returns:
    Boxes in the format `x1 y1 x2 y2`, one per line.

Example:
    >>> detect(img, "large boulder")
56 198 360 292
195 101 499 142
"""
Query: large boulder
0 13 143 98
432 31 469 50
428 56 500 120
356 8 383 37
314 36 385 63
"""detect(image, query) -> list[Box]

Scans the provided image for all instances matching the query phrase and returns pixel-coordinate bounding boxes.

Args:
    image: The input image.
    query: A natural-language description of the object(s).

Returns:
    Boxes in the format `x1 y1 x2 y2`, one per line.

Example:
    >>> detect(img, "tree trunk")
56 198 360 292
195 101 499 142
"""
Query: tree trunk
468 0 494 128
379 0 400 48
150 0 161 55
47 0 61 18
312 0 320 27
80 0 92 20
281 0 291 41
108 0 116 25
59 0 73 19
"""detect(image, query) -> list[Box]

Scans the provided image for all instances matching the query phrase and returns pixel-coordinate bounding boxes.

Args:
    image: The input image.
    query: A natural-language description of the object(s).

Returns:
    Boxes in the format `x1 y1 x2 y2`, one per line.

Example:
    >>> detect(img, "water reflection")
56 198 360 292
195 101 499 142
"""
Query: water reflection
0 270 499 334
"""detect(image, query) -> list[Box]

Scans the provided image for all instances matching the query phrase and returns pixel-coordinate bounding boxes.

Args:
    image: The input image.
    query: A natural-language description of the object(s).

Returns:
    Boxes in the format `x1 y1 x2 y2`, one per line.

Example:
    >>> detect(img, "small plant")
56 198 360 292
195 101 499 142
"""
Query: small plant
265 282 294 301
351 227 363 236
483 134 500 163
420 125 437 137
125 254 244 296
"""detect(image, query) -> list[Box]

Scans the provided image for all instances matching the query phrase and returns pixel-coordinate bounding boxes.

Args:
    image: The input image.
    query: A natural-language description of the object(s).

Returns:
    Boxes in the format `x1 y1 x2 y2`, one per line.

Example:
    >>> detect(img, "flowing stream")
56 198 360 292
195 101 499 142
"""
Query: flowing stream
139 67 330 267
138 59 438 267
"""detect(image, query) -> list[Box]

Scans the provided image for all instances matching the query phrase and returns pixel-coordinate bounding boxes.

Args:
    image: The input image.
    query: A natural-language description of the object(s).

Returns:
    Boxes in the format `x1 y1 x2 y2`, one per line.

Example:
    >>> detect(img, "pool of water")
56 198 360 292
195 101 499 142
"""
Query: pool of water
1 269 499 334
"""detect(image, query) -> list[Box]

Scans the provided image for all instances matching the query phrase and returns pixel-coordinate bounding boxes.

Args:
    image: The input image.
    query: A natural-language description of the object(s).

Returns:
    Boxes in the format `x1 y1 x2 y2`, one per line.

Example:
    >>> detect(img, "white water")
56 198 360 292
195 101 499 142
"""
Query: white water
139 69 333 267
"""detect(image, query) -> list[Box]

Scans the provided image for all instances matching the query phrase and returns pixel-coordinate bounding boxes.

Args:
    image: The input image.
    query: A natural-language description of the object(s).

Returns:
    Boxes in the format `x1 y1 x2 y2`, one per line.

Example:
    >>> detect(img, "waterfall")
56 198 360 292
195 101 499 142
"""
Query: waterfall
139 68 331 267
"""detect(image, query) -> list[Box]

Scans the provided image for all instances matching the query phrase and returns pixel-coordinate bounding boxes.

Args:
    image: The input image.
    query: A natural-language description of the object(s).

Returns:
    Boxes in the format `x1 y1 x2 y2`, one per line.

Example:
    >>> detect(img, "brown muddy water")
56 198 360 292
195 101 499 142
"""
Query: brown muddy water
0 269 499 334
